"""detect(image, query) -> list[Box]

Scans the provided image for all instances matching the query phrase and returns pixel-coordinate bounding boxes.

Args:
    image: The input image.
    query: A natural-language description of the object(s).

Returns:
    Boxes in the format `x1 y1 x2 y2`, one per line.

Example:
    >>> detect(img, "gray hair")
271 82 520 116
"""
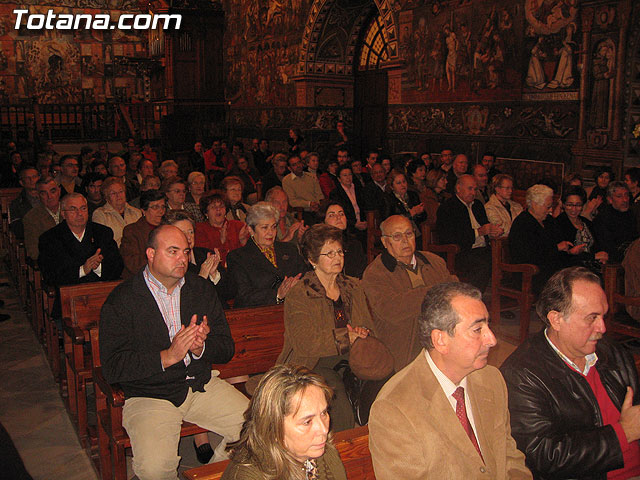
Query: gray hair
418 282 483 350
159 159 179 173
607 180 629 199
264 186 287 203
525 184 553 208
60 192 87 209
187 171 205 184
246 201 279 228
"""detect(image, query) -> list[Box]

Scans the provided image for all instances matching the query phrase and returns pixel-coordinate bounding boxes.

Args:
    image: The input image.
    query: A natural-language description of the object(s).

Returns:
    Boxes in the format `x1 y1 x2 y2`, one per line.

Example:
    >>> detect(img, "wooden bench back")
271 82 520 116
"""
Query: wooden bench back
215 304 285 380
183 425 373 480
60 280 122 328
603 264 640 337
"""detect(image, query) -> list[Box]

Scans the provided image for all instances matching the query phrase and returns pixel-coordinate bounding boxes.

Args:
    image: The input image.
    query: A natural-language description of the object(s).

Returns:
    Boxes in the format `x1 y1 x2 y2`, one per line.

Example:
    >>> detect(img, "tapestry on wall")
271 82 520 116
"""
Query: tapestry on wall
0 4 147 104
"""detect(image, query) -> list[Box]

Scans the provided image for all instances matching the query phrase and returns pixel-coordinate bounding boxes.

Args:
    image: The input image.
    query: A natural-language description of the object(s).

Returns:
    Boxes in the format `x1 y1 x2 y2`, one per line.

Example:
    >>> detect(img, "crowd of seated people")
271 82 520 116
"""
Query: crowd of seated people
5 136 640 480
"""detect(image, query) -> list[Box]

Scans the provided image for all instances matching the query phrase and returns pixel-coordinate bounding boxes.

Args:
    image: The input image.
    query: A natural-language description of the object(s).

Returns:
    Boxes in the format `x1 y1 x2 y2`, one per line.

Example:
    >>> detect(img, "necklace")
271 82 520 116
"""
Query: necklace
304 459 318 480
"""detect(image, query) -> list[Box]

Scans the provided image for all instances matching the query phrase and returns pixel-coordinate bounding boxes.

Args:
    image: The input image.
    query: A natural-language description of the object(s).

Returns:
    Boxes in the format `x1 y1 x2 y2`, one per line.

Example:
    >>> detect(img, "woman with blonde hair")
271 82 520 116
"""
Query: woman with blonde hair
222 364 347 480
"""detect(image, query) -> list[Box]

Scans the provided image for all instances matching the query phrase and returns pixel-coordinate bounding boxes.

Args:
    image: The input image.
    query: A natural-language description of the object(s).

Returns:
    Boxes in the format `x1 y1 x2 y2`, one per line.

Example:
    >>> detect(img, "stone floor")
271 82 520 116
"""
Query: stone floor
0 256 542 480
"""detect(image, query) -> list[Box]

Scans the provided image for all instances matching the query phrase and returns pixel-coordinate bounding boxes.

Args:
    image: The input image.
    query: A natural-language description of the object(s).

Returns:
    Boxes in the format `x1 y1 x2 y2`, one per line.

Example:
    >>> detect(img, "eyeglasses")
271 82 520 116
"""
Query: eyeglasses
382 231 415 242
319 249 346 259
63 206 88 213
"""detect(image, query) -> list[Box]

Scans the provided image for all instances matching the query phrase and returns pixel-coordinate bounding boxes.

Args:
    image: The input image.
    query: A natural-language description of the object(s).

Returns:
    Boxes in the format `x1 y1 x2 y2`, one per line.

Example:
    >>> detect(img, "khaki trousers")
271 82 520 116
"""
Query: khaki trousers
122 376 249 480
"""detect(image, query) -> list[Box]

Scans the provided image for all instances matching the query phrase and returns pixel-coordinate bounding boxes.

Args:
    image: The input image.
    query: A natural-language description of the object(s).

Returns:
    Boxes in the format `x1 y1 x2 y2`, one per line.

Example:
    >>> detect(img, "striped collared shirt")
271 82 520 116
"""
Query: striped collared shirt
545 328 598 375
143 266 192 368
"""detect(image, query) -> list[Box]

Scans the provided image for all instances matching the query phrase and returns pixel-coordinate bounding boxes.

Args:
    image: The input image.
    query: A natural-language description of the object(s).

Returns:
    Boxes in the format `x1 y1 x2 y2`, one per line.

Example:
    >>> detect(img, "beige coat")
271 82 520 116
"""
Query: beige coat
92 201 142 246
369 352 532 480
485 194 523 237
276 271 376 369
361 250 457 371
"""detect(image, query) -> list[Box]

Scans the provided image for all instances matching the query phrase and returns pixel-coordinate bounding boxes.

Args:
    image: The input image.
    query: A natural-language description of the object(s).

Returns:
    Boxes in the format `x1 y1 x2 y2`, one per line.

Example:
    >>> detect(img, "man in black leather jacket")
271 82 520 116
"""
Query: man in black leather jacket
501 267 640 480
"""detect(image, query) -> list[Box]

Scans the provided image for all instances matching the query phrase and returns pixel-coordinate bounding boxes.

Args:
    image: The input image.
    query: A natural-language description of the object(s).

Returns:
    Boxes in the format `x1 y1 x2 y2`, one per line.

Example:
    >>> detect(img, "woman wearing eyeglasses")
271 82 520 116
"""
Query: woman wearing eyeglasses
484 174 523 237
276 224 375 432
550 186 608 270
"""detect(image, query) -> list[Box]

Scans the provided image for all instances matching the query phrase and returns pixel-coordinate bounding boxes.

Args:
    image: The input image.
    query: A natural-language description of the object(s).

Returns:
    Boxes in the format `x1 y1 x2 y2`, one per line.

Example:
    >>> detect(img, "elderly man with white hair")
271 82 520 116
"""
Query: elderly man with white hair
508 184 572 293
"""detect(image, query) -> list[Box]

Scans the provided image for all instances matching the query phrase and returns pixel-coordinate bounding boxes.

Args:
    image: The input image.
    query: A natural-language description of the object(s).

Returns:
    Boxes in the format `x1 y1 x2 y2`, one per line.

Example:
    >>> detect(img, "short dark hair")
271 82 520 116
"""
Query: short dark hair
594 166 614 181
300 224 343 265
161 209 194 227
60 154 78 166
161 176 186 193
81 172 106 190
625 167 640 185
336 164 352 178
200 192 226 217
406 159 424 177
482 152 496 159
536 267 601 326
321 201 346 219
418 282 482 350
561 186 587 204
287 154 301 166
140 189 166 210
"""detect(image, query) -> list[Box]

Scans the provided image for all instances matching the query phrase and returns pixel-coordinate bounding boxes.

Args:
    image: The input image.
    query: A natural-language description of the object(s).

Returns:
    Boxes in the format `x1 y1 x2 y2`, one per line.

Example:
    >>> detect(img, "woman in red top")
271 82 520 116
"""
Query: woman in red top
195 193 249 266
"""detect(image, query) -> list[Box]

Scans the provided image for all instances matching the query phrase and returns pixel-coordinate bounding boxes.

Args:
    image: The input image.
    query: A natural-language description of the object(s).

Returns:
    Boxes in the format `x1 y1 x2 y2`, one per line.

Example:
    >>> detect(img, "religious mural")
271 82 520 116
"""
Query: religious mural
397 0 524 102
387 101 577 139
0 3 147 104
223 0 313 106
522 0 579 99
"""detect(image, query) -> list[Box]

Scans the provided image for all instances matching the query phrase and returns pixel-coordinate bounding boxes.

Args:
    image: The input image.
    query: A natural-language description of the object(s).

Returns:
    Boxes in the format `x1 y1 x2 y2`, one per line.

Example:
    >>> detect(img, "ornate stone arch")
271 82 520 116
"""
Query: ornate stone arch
297 0 399 77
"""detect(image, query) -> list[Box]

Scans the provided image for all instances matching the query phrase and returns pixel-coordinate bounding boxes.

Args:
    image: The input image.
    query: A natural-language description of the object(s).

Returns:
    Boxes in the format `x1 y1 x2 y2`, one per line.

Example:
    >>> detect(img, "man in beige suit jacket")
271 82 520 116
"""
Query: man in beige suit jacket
369 282 531 480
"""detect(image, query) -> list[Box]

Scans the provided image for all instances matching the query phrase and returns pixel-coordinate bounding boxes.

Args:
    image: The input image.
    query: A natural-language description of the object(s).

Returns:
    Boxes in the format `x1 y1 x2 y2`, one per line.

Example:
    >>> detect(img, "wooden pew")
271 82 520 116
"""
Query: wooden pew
0 187 21 250
215 304 285 383
490 237 538 344
91 304 285 480
183 425 374 480
25 257 45 343
61 281 122 447
421 222 459 276
603 263 640 338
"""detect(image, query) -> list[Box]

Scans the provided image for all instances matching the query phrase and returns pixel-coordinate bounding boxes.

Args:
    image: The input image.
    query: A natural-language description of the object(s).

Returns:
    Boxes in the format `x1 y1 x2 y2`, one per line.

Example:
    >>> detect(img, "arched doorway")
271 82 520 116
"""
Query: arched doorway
354 12 390 159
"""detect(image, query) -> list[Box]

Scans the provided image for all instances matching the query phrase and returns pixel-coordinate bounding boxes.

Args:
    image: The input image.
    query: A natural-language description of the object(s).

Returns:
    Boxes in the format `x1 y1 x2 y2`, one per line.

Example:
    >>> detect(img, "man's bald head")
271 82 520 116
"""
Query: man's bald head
453 154 469 176
456 175 477 205
380 215 416 264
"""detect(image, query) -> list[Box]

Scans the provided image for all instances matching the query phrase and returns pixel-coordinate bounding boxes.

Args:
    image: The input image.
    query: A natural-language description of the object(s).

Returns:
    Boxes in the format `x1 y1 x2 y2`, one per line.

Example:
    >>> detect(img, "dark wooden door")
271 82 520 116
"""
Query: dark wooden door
354 69 388 159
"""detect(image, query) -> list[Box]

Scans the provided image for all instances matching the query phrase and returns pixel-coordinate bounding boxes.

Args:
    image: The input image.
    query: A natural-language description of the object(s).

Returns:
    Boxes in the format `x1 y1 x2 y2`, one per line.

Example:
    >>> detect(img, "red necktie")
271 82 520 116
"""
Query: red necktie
452 386 484 462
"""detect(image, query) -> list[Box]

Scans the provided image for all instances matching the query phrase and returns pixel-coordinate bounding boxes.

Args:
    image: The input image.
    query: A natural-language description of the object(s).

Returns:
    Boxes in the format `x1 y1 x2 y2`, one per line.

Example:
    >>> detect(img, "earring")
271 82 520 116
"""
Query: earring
312 264 316 270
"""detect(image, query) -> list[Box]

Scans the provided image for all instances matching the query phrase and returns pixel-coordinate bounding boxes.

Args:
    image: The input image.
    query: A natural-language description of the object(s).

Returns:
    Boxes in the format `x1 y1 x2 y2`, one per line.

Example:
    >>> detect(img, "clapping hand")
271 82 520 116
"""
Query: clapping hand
82 248 103 275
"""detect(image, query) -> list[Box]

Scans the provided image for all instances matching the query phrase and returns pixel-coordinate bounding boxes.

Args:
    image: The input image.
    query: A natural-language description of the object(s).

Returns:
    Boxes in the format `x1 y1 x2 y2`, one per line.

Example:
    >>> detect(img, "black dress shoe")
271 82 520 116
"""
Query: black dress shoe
194 441 214 464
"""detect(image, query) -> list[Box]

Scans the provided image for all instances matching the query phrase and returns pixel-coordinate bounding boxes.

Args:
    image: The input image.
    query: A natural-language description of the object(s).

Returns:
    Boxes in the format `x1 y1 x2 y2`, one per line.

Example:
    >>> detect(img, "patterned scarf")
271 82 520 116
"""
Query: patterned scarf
252 236 277 268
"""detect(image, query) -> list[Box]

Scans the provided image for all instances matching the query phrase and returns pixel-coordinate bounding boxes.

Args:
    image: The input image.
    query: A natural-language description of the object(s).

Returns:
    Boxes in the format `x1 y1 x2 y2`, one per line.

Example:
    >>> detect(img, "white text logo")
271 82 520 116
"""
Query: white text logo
14 9 181 30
